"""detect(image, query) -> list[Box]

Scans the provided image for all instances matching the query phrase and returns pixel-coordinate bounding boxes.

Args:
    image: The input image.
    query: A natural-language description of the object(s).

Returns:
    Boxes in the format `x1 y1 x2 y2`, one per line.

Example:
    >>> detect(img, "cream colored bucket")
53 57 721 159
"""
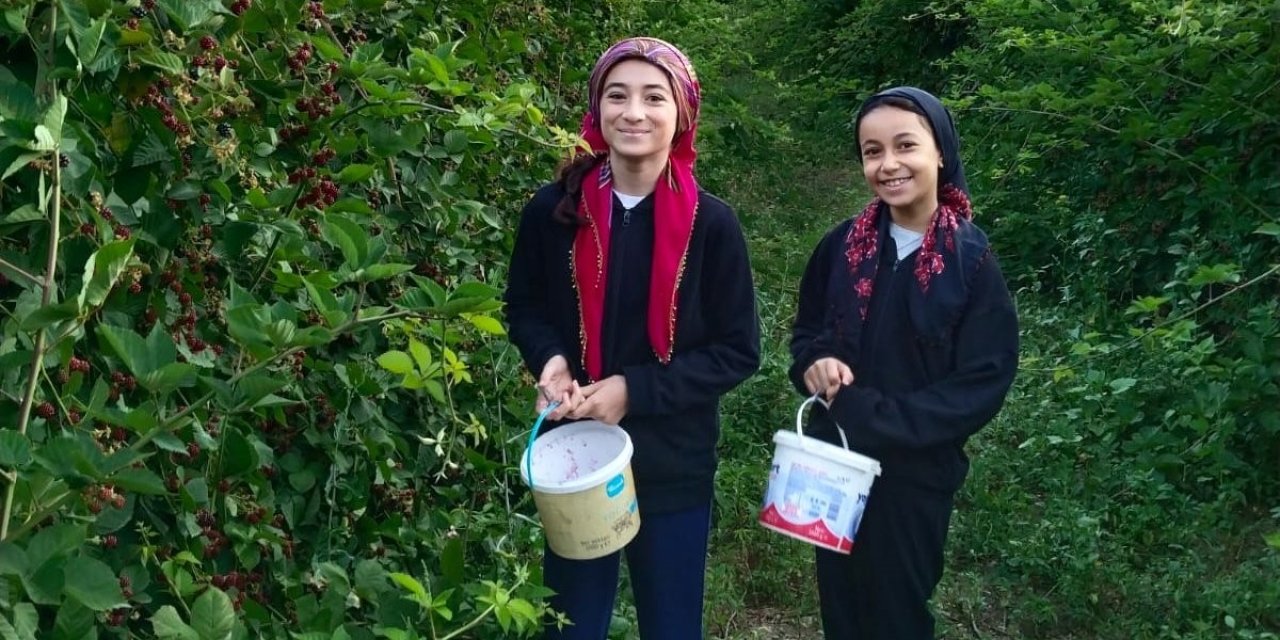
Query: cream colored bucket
759 395 882 554
521 413 640 560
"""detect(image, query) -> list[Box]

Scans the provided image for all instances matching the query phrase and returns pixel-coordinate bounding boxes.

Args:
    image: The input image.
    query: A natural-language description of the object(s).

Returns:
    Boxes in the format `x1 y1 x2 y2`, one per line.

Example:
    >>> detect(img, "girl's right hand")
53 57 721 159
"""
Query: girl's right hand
803 357 855 402
537 355 583 420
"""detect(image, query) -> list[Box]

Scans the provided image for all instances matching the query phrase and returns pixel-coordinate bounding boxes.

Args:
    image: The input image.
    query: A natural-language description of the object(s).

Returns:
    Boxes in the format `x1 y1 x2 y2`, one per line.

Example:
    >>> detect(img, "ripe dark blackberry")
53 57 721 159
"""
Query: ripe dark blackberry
131 6 147 18
58 153 69 168
216 122 232 138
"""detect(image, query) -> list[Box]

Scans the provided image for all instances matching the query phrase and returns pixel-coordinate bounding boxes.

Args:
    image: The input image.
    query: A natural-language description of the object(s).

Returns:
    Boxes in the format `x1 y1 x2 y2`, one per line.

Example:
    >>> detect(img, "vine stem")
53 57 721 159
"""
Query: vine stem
2 0 61 542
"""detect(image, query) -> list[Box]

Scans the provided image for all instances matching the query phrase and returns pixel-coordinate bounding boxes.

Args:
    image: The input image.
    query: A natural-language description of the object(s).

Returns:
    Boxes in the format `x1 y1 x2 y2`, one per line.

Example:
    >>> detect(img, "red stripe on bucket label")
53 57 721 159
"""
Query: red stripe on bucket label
758 503 853 553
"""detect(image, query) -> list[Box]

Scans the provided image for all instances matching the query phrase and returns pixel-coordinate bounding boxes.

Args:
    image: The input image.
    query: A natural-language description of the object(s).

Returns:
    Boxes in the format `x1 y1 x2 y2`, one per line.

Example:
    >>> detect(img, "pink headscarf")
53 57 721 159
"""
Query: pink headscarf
571 37 701 381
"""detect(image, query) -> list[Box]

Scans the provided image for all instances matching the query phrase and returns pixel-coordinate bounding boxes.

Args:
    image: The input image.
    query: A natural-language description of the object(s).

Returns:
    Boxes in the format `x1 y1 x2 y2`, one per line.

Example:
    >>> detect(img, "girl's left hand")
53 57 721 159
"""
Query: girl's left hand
570 375 629 425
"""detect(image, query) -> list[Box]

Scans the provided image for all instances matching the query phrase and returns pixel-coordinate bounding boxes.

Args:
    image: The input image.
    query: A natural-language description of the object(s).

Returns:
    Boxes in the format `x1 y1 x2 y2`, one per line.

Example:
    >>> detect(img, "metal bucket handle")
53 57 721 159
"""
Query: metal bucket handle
795 393 850 451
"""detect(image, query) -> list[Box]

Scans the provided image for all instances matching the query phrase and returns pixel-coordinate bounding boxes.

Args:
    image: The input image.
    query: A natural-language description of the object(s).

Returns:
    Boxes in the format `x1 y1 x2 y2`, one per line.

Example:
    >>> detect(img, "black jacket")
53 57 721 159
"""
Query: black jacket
505 182 761 513
790 219 1019 494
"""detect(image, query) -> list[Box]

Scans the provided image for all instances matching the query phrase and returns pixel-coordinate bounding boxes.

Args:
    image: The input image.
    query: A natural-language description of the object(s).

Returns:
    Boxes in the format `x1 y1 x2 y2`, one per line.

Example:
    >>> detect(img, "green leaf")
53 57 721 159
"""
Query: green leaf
310 35 344 61
408 339 433 373
132 134 171 167
77 238 136 310
159 0 222 31
24 523 84 570
151 606 199 640
356 263 414 282
97 324 148 376
377 351 414 375
1264 531 1280 550
19 301 80 332
32 436 104 482
465 314 506 335
387 573 430 608
110 467 167 495
322 216 369 269
336 164 375 184
1254 223 1280 237
0 203 43 225
63 556 126 611
190 587 235 640
0 67 38 121
138 362 197 394
1109 378 1137 393
53 598 97 640
137 50 184 76
2 152 41 180
77 19 109 67
0 543 27 576
0 432 33 469
220 428 258 477
441 536 464 589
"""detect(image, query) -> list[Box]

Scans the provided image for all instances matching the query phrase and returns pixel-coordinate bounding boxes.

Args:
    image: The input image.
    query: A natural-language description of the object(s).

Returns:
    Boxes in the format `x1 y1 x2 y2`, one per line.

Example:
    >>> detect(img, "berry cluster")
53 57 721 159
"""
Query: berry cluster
230 0 252 16
83 484 127 514
288 43 314 74
145 84 192 139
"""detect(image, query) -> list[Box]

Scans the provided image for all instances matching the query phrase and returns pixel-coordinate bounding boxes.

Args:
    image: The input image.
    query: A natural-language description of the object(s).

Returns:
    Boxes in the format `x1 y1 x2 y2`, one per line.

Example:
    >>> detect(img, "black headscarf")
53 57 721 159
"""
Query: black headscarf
841 86 990 342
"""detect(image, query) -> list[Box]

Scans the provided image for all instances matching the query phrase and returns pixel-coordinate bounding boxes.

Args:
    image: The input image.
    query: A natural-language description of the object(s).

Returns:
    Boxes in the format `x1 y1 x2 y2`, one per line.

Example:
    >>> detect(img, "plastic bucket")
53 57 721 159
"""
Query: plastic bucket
521 416 640 560
758 395 881 554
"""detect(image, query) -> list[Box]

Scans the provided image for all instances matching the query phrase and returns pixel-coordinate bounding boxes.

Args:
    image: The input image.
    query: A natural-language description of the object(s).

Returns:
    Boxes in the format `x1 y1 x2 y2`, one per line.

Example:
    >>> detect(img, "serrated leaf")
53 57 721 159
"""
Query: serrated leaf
336 164 375 184
387 573 430 607
77 19 108 67
1264 531 1280 549
19 301 79 332
466 314 505 335
0 67 38 121
1 204 42 225
133 134 171 167
32 125 56 151
97 325 148 376
408 339 432 373
1254 223 1280 237
78 238 136 310
159 0 222 31
190 587 235 640
110 467 167 495
221 428 258 477
53 598 97 640
2 152 41 180
63 556 126 611
137 50 184 76
377 351 414 375
322 216 369 269
151 606 198 640
138 363 197 393
1109 378 1137 393
356 263 413 282
0 432 33 468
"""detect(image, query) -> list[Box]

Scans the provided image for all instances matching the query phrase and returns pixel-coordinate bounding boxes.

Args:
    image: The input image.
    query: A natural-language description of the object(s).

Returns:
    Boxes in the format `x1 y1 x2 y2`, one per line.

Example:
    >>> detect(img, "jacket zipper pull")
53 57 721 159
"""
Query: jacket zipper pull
622 208 632 227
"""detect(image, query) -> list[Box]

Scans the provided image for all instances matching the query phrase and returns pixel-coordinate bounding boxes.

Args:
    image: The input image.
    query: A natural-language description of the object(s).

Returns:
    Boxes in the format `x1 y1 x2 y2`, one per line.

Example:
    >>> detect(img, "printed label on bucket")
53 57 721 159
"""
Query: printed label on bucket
759 455 870 553
605 473 626 498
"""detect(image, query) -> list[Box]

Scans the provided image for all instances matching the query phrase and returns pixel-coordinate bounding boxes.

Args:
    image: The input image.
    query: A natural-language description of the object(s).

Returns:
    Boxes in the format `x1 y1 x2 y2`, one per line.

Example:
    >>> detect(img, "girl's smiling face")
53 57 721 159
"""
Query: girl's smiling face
858 105 944 225
598 59 679 164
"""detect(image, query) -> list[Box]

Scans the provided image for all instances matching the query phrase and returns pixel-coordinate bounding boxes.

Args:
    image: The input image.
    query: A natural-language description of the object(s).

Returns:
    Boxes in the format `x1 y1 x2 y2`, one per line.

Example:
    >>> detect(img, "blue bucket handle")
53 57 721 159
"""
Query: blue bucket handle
524 400 561 493
796 393 850 450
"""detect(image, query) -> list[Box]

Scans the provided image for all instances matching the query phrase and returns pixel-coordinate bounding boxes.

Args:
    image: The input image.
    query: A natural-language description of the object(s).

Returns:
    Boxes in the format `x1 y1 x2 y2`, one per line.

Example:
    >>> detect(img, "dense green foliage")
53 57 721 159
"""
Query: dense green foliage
1 0 1276 638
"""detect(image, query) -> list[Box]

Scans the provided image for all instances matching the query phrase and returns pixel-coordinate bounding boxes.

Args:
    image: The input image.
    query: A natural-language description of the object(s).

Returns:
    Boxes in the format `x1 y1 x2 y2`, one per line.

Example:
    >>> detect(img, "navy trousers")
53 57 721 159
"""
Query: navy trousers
543 504 712 640
815 479 954 639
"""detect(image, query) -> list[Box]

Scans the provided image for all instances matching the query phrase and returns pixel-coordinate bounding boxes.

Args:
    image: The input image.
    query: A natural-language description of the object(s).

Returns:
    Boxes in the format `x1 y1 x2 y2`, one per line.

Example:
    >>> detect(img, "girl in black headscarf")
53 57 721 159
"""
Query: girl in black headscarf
789 87 1019 639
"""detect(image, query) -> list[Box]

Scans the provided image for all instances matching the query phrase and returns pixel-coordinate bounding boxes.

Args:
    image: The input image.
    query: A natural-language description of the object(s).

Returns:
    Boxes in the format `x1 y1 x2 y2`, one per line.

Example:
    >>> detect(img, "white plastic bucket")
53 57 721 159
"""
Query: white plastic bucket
758 395 881 554
520 418 640 560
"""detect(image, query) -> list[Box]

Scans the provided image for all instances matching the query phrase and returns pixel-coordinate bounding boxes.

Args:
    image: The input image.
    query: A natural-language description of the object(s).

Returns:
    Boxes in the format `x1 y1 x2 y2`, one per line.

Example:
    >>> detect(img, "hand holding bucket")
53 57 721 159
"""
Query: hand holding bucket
758 394 882 554
520 405 641 560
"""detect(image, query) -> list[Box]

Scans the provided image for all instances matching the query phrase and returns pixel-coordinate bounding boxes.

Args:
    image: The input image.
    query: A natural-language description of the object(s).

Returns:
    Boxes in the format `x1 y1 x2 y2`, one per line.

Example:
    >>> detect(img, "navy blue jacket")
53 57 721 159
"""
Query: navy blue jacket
790 219 1019 493
505 182 761 513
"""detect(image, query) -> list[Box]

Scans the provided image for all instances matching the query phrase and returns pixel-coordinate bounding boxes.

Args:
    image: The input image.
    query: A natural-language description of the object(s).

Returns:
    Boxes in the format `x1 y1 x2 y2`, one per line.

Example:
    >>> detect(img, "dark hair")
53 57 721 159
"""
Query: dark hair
854 95 931 161
552 151 608 225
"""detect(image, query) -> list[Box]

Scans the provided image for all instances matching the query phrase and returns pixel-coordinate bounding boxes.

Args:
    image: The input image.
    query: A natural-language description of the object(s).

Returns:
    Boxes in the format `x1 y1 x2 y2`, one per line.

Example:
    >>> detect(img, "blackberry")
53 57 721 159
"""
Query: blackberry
200 35 217 50
58 153 70 168
216 122 232 138
131 6 147 18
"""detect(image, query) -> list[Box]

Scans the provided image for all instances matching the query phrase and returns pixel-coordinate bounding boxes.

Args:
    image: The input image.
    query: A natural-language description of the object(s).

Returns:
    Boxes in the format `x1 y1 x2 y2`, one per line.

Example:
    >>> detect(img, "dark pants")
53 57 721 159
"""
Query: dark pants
544 504 712 640
815 479 954 640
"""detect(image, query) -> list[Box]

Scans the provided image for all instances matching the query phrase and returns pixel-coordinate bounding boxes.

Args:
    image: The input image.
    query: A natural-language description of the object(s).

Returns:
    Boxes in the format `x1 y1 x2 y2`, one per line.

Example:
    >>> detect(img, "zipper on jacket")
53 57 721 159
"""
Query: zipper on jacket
623 208 632 227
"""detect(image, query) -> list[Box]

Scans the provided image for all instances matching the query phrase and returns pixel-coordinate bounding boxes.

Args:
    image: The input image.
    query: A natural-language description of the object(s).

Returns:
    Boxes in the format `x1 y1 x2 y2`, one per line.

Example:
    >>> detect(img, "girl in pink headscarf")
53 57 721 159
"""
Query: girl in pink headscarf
505 37 760 639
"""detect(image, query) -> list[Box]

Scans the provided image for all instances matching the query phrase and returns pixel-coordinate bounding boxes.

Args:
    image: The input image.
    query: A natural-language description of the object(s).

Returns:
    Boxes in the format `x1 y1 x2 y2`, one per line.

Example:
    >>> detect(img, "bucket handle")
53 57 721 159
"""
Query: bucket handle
524 400 561 493
796 393 850 451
